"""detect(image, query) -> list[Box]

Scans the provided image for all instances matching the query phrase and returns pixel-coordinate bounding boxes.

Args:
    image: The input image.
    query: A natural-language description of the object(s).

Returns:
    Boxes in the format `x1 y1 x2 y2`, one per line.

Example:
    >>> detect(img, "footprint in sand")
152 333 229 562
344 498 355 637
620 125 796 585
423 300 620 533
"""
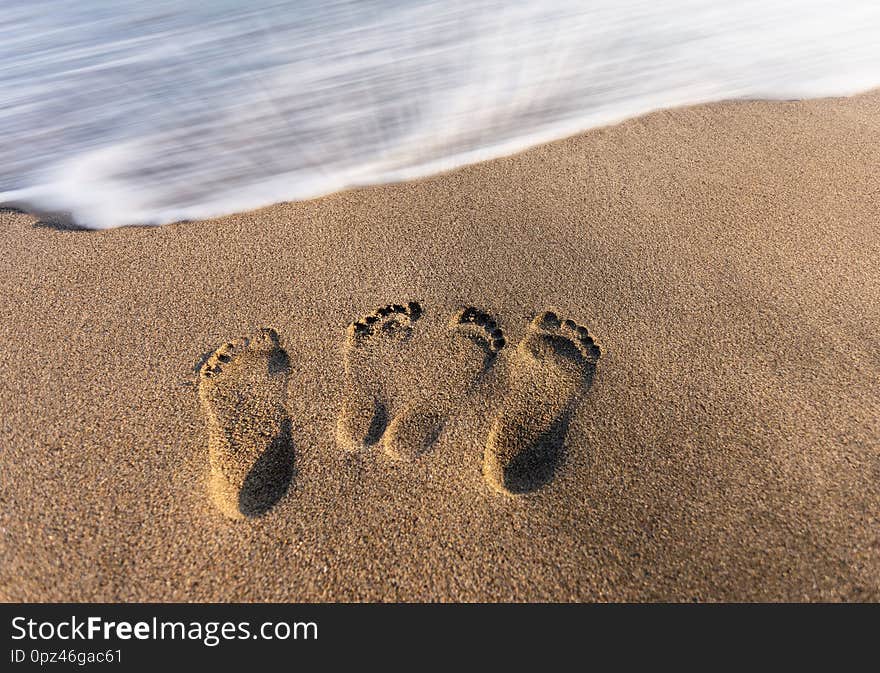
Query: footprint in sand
484 311 600 495
337 302 505 460
198 328 294 519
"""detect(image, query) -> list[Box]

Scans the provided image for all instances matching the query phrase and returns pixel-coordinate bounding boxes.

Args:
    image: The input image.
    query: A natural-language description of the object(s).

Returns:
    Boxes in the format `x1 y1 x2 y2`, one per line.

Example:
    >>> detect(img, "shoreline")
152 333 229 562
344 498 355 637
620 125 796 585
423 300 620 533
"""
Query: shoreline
1 91 878 602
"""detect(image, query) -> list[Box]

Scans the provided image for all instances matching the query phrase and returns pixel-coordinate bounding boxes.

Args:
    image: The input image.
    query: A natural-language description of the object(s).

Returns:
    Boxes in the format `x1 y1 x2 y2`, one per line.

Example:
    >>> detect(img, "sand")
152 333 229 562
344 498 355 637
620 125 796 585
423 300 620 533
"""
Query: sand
0 91 878 602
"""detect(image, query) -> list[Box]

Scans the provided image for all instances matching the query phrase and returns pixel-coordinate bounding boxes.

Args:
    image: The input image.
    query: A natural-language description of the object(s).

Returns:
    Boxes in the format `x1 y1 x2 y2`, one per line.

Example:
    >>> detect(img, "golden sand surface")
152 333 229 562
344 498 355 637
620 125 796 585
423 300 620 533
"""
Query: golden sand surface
0 92 878 601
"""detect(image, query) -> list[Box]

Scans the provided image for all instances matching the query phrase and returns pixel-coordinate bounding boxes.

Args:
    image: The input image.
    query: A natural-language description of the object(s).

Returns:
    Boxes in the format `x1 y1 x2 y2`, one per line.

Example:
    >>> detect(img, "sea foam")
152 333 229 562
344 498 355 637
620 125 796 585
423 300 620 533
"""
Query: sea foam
2 0 880 228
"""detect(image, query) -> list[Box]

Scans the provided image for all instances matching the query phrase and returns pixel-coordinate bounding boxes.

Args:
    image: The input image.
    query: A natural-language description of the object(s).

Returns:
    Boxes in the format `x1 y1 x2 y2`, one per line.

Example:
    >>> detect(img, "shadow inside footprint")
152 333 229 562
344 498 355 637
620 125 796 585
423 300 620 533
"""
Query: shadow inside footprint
238 418 296 518
497 412 572 494
267 348 291 374
363 401 389 447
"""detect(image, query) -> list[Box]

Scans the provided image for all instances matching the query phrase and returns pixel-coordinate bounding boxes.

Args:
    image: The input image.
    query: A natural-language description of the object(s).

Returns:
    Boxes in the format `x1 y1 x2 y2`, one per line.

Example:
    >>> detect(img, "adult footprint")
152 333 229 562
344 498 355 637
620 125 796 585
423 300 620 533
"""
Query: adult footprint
198 328 294 519
484 311 600 495
337 303 504 460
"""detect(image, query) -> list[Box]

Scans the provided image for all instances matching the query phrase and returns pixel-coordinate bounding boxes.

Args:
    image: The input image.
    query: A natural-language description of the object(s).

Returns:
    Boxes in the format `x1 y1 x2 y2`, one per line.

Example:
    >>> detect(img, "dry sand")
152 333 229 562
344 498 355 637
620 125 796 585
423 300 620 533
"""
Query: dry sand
0 91 878 602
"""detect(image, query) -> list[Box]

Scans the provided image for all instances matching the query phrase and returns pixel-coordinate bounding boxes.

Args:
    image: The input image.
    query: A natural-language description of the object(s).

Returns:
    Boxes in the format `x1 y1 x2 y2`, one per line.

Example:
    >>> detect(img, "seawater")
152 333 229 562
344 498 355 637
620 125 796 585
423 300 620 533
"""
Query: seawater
1 0 879 228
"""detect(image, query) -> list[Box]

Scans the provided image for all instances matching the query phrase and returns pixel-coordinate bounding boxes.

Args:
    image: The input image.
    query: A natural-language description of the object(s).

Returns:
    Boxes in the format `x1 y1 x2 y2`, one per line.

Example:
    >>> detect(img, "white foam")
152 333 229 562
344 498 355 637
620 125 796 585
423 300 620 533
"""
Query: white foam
2 0 879 228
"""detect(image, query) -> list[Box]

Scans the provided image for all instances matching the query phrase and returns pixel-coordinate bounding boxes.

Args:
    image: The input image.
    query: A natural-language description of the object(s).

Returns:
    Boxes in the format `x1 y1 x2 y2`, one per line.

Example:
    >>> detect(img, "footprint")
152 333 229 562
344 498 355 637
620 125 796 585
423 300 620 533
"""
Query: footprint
484 311 600 495
336 302 423 454
198 328 294 519
382 306 506 460
337 303 504 460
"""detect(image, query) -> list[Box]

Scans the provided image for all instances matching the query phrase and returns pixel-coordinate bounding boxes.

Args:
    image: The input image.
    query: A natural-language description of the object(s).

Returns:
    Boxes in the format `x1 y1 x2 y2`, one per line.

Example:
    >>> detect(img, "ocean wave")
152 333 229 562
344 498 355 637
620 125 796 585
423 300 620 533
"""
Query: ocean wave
2 0 879 228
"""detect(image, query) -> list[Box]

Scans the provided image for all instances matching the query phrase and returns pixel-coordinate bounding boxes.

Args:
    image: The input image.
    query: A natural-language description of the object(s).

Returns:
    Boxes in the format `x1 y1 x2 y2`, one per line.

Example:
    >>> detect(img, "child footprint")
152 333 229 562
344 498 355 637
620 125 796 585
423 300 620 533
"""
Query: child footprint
382 306 506 460
198 328 294 519
336 302 424 453
337 303 505 460
484 311 600 495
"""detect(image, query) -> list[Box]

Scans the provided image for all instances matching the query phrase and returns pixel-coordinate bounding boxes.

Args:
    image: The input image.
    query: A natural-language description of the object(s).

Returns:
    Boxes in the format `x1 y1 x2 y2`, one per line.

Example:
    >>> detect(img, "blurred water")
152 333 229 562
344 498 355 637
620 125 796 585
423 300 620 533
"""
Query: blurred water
1 0 879 228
